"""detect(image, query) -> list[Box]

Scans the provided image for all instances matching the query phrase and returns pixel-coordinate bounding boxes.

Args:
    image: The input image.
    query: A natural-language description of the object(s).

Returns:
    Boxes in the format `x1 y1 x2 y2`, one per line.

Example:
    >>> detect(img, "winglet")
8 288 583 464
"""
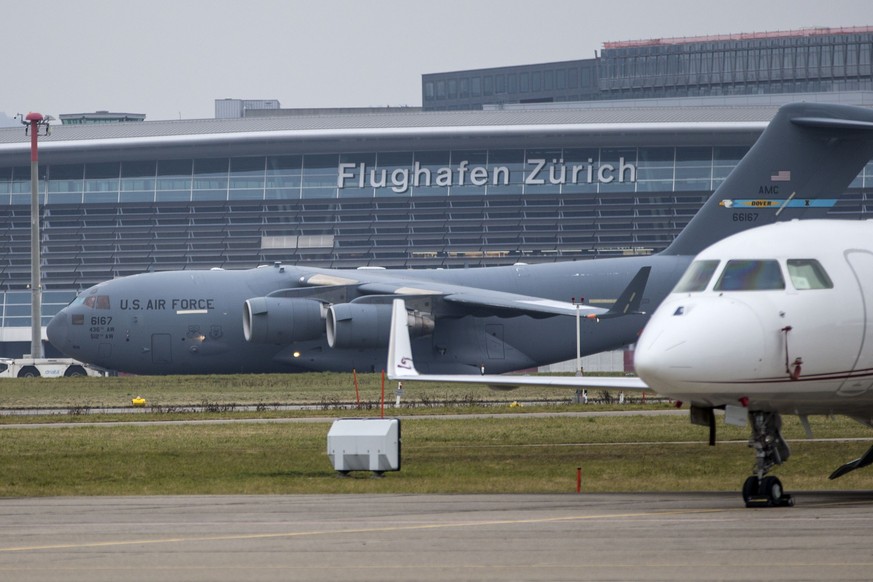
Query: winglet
599 266 651 319
386 295 649 390
387 299 419 379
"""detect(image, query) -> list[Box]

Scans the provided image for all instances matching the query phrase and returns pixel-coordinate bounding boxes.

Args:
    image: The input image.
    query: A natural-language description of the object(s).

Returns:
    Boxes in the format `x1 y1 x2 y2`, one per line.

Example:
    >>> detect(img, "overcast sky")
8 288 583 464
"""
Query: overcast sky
1 0 872 124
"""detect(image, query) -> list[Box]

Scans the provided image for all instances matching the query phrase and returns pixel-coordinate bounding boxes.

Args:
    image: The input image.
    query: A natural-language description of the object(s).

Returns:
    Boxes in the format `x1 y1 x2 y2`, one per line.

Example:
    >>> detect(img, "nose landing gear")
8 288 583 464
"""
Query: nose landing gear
742 411 794 507
742 474 794 507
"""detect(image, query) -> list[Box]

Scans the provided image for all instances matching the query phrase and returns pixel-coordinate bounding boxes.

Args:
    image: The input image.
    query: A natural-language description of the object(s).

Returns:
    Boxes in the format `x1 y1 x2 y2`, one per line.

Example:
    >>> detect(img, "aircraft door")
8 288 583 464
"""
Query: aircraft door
151 333 173 365
485 324 505 360
840 250 873 395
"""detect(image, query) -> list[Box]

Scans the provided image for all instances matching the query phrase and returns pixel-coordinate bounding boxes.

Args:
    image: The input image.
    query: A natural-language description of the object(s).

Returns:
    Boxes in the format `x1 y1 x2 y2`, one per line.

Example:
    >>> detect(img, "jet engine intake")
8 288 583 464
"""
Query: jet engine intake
243 297 326 344
326 303 434 349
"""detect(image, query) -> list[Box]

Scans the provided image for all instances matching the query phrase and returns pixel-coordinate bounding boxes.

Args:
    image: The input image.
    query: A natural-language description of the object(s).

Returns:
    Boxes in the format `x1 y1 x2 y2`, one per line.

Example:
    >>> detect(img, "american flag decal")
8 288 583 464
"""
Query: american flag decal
770 170 791 182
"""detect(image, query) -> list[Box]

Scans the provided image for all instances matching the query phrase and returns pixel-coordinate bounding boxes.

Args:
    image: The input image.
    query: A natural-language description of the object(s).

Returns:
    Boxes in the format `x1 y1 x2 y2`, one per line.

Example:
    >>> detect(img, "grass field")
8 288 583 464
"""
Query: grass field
1 373 873 497
0 371 604 409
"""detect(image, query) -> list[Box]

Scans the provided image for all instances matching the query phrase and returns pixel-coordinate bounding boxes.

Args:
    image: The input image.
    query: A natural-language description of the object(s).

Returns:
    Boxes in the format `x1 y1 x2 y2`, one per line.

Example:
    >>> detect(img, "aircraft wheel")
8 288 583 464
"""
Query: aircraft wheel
741 475 758 504
743 475 794 508
17 367 40 378
761 476 783 505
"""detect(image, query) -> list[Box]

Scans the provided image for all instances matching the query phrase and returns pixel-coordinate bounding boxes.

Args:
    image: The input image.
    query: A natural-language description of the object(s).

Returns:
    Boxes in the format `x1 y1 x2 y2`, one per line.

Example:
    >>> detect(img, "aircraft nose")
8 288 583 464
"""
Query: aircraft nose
47 311 69 350
634 296 766 397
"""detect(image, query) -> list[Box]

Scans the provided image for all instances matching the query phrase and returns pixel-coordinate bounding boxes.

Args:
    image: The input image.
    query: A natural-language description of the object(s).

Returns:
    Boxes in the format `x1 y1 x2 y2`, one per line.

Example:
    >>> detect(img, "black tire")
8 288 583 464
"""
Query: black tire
64 365 87 377
761 476 783 505
742 475 759 504
17 366 40 378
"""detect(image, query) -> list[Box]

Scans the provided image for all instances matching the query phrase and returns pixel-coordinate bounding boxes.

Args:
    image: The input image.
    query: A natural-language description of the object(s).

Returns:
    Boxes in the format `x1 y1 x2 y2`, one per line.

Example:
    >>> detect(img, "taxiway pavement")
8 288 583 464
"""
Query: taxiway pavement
1 492 872 581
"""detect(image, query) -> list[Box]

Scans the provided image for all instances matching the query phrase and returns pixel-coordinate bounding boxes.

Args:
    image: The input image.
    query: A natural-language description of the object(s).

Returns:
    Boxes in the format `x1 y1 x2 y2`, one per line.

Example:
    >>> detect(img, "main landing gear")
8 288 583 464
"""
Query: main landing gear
742 411 794 508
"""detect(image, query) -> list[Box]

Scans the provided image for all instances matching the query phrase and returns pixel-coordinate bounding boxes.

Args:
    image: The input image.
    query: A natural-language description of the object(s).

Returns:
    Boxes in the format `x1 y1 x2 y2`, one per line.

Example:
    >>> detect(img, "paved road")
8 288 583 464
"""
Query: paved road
1 492 872 581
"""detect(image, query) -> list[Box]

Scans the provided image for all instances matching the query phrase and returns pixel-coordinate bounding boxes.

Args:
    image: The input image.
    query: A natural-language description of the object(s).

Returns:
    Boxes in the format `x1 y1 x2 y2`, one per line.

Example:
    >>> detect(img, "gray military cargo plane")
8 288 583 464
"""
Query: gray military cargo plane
47 103 873 375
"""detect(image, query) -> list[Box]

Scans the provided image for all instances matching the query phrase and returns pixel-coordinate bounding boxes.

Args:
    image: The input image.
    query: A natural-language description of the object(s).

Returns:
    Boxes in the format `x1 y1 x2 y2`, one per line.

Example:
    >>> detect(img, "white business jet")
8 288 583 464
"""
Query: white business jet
387 219 873 507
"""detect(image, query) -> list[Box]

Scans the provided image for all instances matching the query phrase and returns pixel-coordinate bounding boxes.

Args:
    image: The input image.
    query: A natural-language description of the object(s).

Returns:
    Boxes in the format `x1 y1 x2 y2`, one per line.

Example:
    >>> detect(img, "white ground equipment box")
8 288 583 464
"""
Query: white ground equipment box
327 418 401 475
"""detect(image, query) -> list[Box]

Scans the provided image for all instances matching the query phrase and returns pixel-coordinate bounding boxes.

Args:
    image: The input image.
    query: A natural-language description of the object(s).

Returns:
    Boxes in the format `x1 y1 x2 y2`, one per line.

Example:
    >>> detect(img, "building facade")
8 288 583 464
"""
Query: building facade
423 59 600 111
423 26 873 110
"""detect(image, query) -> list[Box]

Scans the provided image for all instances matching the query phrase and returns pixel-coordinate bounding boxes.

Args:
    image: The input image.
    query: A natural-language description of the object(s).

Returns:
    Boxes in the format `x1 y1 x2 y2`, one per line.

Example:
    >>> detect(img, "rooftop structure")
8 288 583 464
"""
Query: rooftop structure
59 111 145 125
214 99 281 119
602 25 873 49
423 26 873 110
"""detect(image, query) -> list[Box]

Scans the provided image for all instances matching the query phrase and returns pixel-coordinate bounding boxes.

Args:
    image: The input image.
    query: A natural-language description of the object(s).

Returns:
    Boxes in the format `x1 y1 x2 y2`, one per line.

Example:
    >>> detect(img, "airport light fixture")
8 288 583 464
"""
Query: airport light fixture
19 112 52 358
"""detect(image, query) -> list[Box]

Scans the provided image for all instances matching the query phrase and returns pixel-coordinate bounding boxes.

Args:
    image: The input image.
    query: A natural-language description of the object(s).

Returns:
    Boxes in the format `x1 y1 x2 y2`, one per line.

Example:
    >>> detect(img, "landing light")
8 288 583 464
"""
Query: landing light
293 351 301 358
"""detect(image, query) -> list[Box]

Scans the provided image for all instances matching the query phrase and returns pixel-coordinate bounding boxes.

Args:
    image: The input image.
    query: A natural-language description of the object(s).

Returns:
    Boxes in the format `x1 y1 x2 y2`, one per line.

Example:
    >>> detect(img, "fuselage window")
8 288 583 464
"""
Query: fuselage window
673 260 720 293
714 259 785 291
787 259 833 290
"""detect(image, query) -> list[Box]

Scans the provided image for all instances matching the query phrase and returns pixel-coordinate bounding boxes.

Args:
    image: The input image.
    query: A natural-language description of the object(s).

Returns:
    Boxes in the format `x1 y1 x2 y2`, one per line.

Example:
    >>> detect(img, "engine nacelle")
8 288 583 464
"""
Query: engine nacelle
243 297 326 344
326 303 434 349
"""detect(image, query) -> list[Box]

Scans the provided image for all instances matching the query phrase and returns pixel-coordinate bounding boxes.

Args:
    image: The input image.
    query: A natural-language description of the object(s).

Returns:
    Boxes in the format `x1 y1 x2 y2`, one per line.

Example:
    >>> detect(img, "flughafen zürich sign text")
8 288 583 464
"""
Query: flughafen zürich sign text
338 158 638 193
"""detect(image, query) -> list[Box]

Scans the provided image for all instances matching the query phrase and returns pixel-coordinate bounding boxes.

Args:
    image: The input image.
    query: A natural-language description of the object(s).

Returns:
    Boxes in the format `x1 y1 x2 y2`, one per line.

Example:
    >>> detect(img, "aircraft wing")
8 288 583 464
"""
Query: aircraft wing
440 265 650 319
436 289 604 318
322 278 607 319
304 266 650 320
386 298 649 391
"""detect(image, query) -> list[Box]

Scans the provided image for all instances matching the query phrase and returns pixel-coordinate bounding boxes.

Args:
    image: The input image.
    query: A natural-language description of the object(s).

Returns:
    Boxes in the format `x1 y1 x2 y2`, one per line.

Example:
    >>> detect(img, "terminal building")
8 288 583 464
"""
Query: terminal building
1 26 873 362
423 26 873 110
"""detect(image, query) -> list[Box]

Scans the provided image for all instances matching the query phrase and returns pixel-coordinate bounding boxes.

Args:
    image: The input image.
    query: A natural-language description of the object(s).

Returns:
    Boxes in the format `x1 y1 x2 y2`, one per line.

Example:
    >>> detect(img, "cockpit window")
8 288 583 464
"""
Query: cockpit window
787 259 833 290
73 294 111 309
715 260 785 291
673 260 720 293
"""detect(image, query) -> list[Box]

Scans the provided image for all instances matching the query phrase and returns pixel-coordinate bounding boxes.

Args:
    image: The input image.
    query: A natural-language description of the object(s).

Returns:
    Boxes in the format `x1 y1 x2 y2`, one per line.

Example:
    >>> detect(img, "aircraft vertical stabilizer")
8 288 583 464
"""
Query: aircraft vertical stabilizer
664 102 873 256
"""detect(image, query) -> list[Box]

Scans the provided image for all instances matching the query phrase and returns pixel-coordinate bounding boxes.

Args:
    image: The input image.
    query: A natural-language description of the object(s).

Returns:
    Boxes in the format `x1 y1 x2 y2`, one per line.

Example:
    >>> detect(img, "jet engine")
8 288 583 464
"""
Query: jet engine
326 302 434 349
243 297 326 344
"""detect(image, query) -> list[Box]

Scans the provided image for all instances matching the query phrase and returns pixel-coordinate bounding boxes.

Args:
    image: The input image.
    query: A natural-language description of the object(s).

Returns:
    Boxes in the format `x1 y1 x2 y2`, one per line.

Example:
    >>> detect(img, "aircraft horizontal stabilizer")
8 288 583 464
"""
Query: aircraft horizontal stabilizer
387 298 648 390
791 116 873 132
